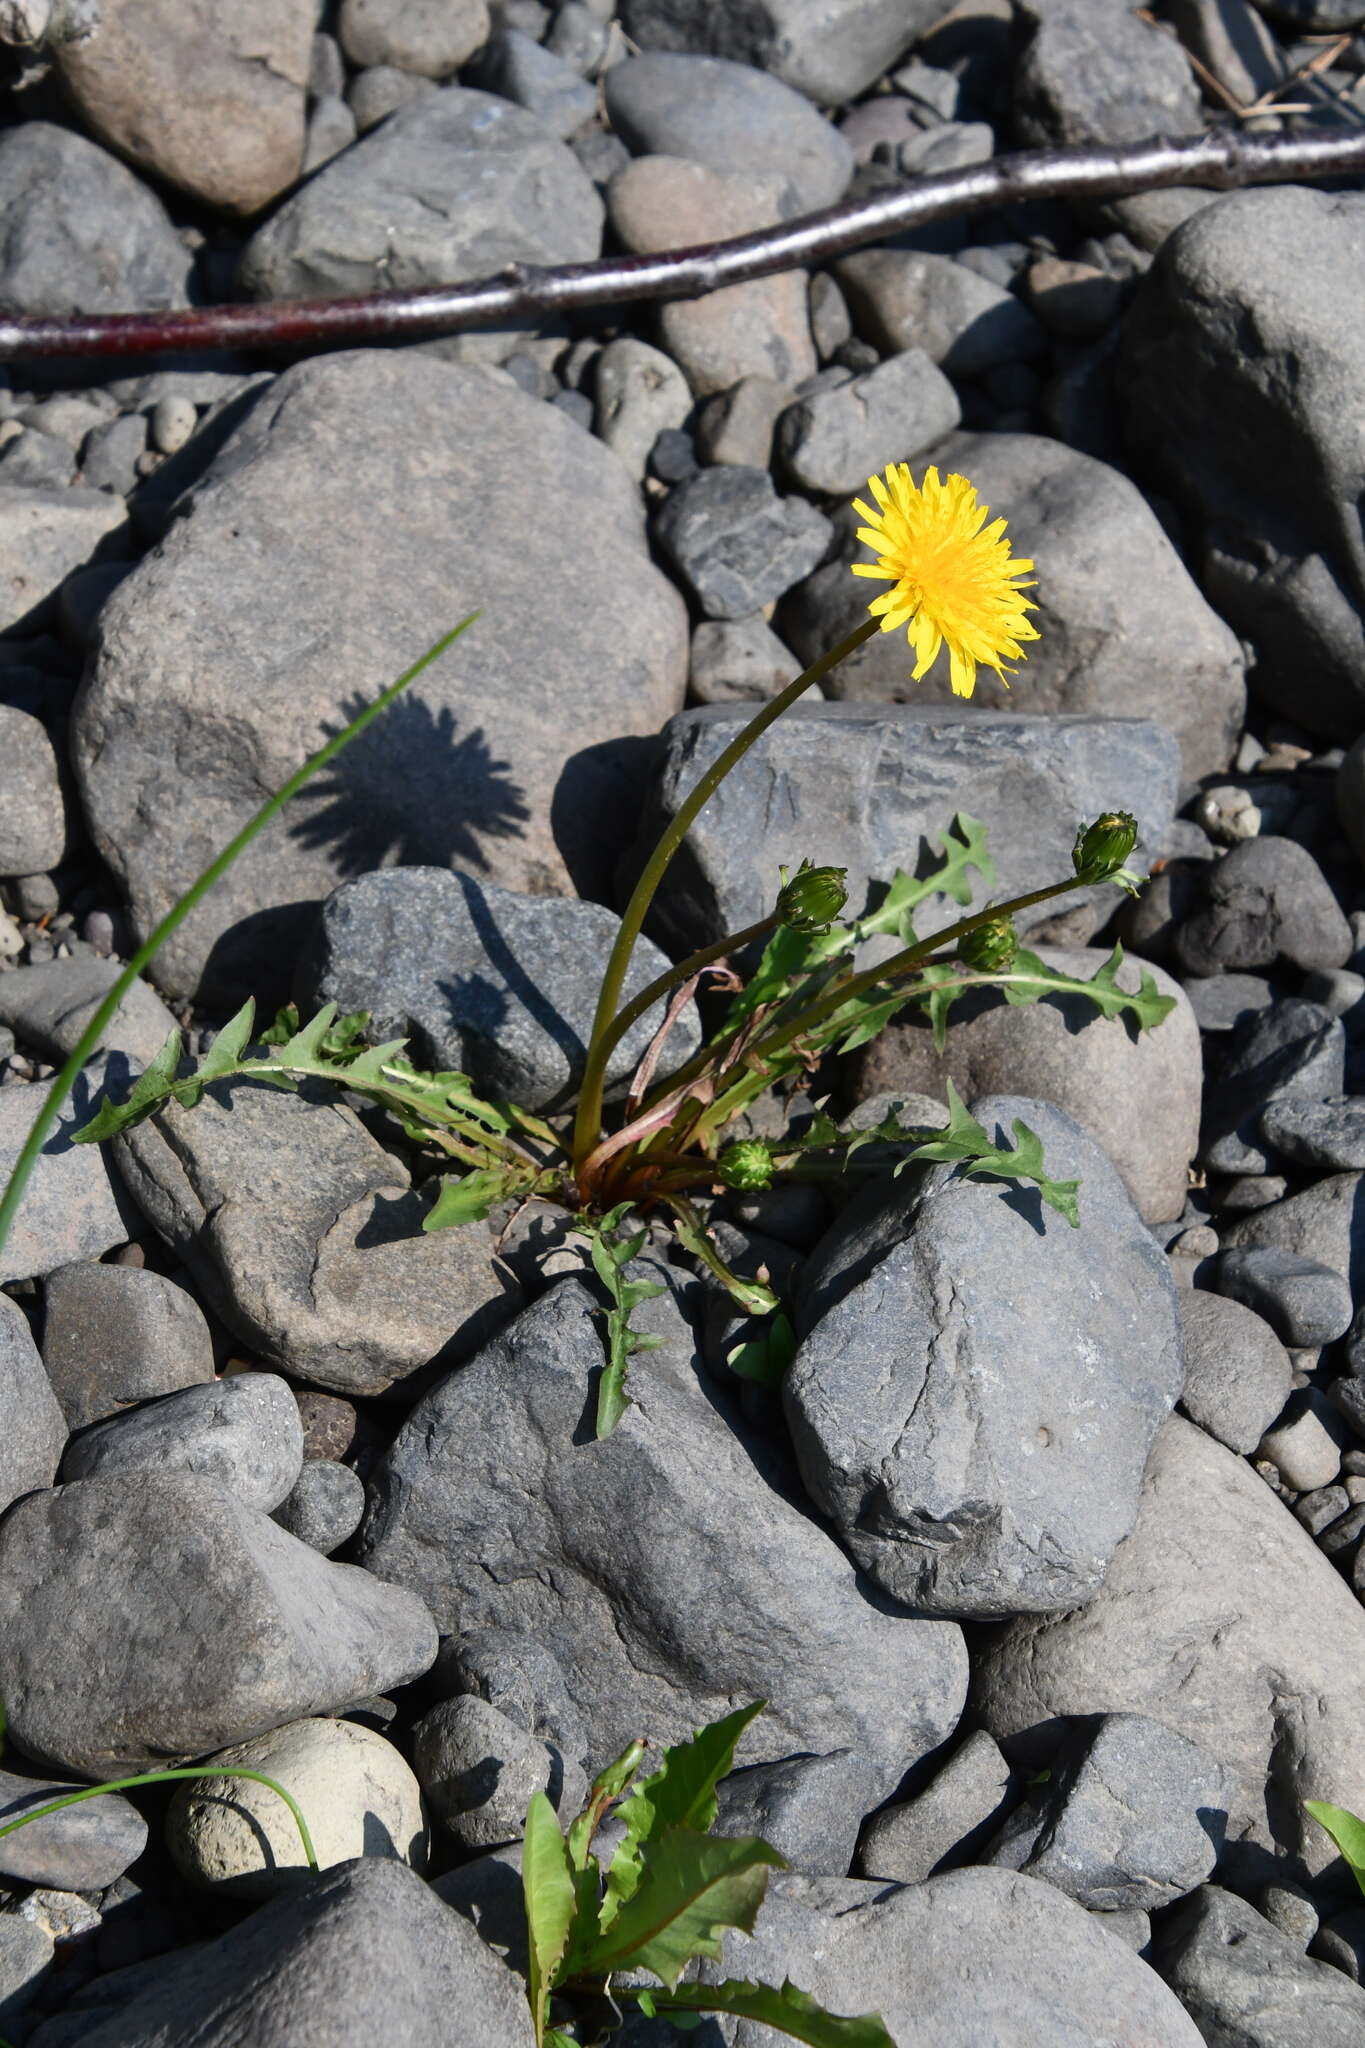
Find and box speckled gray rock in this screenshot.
[712,1751,874,1879]
[111,1069,521,1398]
[1155,1885,1365,2047]
[0,707,65,875]
[1261,1096,1365,1171]
[62,1373,305,1513]
[0,122,193,319]
[0,1767,146,1892]
[858,1730,1016,1885]
[1175,837,1353,977]
[0,486,128,637]
[412,1695,577,1849]
[1213,1246,1354,1347]
[303,868,698,1113]
[787,1099,1184,1619]
[73,352,686,1002]
[272,1460,367,1555]
[0,1063,139,1286]
[776,347,960,494]
[836,249,1046,378]
[690,613,798,703]
[1221,1172,1365,1296]
[0,1917,51,2034]
[42,1262,215,1432]
[359,1278,967,1799]
[653,466,831,619]
[1177,1289,1292,1454]
[618,0,945,105]
[0,1472,437,1779]
[0,1294,65,1522]
[1200,997,1345,1176]
[0,957,177,1067]
[592,335,692,482]
[472,30,597,140]
[338,0,490,75]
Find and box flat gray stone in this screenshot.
[0,1293,66,1522]
[0,1063,139,1286]
[1156,1885,1365,2047]
[0,956,179,1067]
[653,465,831,620]
[0,1917,52,2035]
[776,347,961,495]
[1200,997,1345,1176]
[471,30,597,141]
[836,249,1046,379]
[858,1729,1016,1884]
[0,1766,146,1891]
[1222,1172,1365,1298]
[0,486,128,638]
[41,1261,216,1431]
[1175,837,1353,978]
[1213,1246,1354,1347]
[712,1750,875,1878]
[617,0,945,105]
[62,1372,305,1512]
[0,710,67,873]
[1177,1289,1292,1454]
[1261,1095,1365,1171]
[0,121,193,320]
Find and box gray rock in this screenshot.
[1258,1387,1348,1492]
[0,485,129,637]
[0,1471,437,1778]
[1221,1171,1365,1296]
[0,956,178,1066]
[1156,1885,1365,2047]
[712,1750,873,1878]
[1177,1289,1293,1454]
[1121,187,1365,738]
[1261,1879,1319,1948]
[80,413,149,497]
[776,348,961,495]
[987,1713,1232,1911]
[1026,255,1123,341]
[0,428,76,491]
[0,122,193,320]
[858,1729,1016,1884]
[850,945,1200,1226]
[1260,1095,1365,1171]
[617,0,943,105]
[64,1858,534,2048]
[629,702,1179,961]
[1183,971,1274,1036]
[411,1694,576,1849]
[1200,998,1345,1176]
[272,1460,367,1554]
[1315,1908,1365,1983]
[546,2,611,74]
[0,1062,139,1286]
[1176,837,1352,978]
[0,1293,65,1521]
[835,249,1046,379]
[695,375,794,470]
[302,94,359,174]
[974,1416,1365,1884]
[591,334,692,483]
[1213,1246,1354,1347]
[0,1916,52,2033]
[61,1372,305,1512]
[72,352,686,1003]
[689,612,798,704]
[347,62,438,129]
[472,29,597,139]
[433,1627,589,1762]
[41,1261,216,1431]
[338,0,490,75]
[359,1279,967,1800]
[302,868,700,1114]
[1166,0,1284,102]
[786,1098,1183,1618]
[603,53,853,212]
[111,1069,521,1399]
[0,1767,146,1891]
[779,431,1246,784]
[0,707,65,875]
[653,466,831,620]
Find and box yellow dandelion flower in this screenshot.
[850,463,1039,699]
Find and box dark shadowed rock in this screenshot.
[1155,1885,1365,2048]
[0,1294,65,1521]
[41,1261,215,1431]
[616,0,943,104]
[0,1765,146,1892]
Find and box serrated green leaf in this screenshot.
[581,1829,783,1988]
[71,1026,185,1142]
[999,943,1176,1033]
[1305,1800,1365,1901]
[196,1000,257,1083]
[900,1080,1081,1227]
[635,1976,895,2048]
[523,1792,578,2043]
[422,1168,518,1229]
[603,1703,766,1929]
[859,815,994,934]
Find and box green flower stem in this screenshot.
[588,913,780,1080]
[0,616,477,1266]
[570,615,879,1177]
[0,1766,318,1870]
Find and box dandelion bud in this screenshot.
[717,1140,776,1192]
[959,914,1018,973]
[1072,811,1138,884]
[776,860,848,935]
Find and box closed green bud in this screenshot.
[1072,810,1138,884]
[717,1140,776,1191]
[776,860,849,935]
[959,914,1018,972]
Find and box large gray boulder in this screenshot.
[786,1099,1184,1619]
[0,1295,65,1522]
[1155,1886,1365,2048]
[973,1416,1365,1883]
[0,1472,437,1779]
[359,1277,968,1798]
[72,351,687,1003]
[0,122,193,319]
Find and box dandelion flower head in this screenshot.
[851,464,1039,699]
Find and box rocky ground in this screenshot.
[3,0,1365,2042]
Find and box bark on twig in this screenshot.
[2,126,1363,365]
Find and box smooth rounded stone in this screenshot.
[809,271,853,360]
[239,88,601,321]
[360,1278,967,1804]
[0,1916,52,2031]
[689,613,799,704]
[1302,967,1365,1028]
[0,956,177,1067]
[858,1730,1015,1885]
[1155,1885,1365,2047]
[1,427,75,490]
[472,29,597,139]
[546,1,611,73]
[1123,189,1365,738]
[835,249,1047,379]
[1221,1172,1365,1297]
[148,395,198,458]
[776,347,960,495]
[1183,971,1274,1036]
[302,868,700,1114]
[54,1859,534,2048]
[167,1719,427,1896]
[711,1750,873,1878]
[607,156,815,395]
[347,61,438,129]
[1176,836,1352,977]
[0,1765,145,1892]
[986,1713,1232,1912]
[1294,1482,1351,1537]
[0,1293,65,1522]
[629,701,1179,963]
[1258,1387,1349,1492]
[0,123,192,322]
[42,1262,215,1431]
[338,0,489,75]
[1177,1289,1293,1455]
[898,117,994,176]
[1214,1246,1354,1347]
[303,93,359,173]
[1315,1909,1365,1983]
[973,1416,1365,1883]
[0,1060,139,1286]
[1200,998,1345,1176]
[1261,1879,1320,1949]
[1026,255,1123,339]
[433,1627,589,1762]
[73,354,685,1004]
[781,431,1245,784]
[1261,1096,1365,1171]
[603,53,853,212]
[61,1372,305,1513]
[272,1460,366,1554]
[0,1471,437,1778]
[592,335,692,482]
[0,486,128,637]
[694,375,793,469]
[653,465,831,620]
[295,1390,362,1463]
[838,91,931,163]
[618,0,940,105]
[0,707,65,876]
[412,1695,577,1849]
[1165,0,1285,105]
[111,1065,521,1399]
[851,946,1199,1226]
[787,1099,1183,1619]
[78,412,147,496]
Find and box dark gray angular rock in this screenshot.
[1183,971,1274,1036]
[0,1767,146,1891]
[776,347,960,495]
[472,29,597,140]
[0,1471,437,1778]
[0,428,76,491]
[271,1459,367,1554]
[302,868,699,1114]
[1221,1172,1365,1297]
[61,1372,306,1512]
[1200,997,1345,1175]
[1176,837,1352,978]
[987,1713,1232,1912]
[0,957,178,1067]
[1155,1885,1365,2047]
[617,0,943,105]
[41,1262,216,1431]
[629,702,1179,960]
[0,1917,52,2034]
[786,1098,1184,1619]
[72,352,686,1004]
[0,707,65,876]
[0,1061,140,1286]
[603,53,853,211]
[1165,0,1285,105]
[0,1294,66,1522]
[359,1278,967,1799]
[835,249,1046,379]
[1177,1289,1293,1454]
[712,1750,873,1878]
[80,412,150,496]
[858,1729,1016,1885]
[0,486,128,638]
[653,466,832,620]
[412,1695,578,1850]
[111,1070,521,1398]
[0,122,193,320]
[1315,1907,1365,1982]
[66,1858,534,2048]
[1213,1246,1354,1347]
[1260,1095,1365,1172]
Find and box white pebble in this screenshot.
[149,394,198,456]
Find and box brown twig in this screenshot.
[2,127,1365,365]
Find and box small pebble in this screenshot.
[148,396,198,457]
